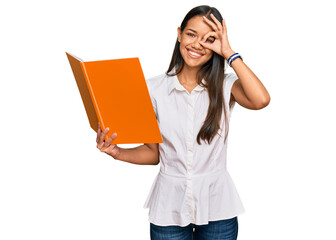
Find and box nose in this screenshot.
[191,38,203,50]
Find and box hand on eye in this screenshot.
[200,13,234,60]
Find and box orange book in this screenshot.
[66,52,162,144]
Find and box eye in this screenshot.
[187,33,196,37]
[206,37,215,43]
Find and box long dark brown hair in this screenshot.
[167,5,230,145]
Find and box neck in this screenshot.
[177,65,200,85]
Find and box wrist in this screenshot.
[222,49,236,60]
[112,145,122,159]
[227,53,243,67]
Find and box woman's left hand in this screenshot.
[200,13,235,60]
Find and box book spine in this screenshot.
[80,62,107,141]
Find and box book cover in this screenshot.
[66,52,162,144]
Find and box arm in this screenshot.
[226,50,271,110]
[96,123,159,165]
[115,143,159,165]
[200,14,271,110]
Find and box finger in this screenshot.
[209,13,223,32]
[202,31,217,42]
[101,143,118,156]
[103,132,117,148]
[222,19,227,33]
[200,42,212,50]
[98,127,109,147]
[97,122,101,143]
[200,31,217,49]
[202,16,219,32]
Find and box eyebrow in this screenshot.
[186,28,197,33]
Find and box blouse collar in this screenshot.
[167,67,206,95]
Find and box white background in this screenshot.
[1,0,335,239]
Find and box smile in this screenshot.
[187,49,203,59]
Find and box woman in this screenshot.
[96,5,270,240]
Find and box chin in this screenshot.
[183,61,203,69]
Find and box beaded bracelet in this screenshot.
[228,53,243,67]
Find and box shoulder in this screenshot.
[146,72,169,95]
[146,73,167,86]
[224,72,239,87]
[224,72,239,96]
[224,73,239,107]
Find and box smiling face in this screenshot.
[177,15,215,71]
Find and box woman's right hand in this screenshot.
[96,122,121,159]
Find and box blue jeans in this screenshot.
[150,217,238,240]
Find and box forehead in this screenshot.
[184,15,214,35]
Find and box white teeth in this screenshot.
[188,50,202,56]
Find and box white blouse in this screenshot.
[143,69,245,227]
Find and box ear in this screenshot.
[177,27,181,43]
